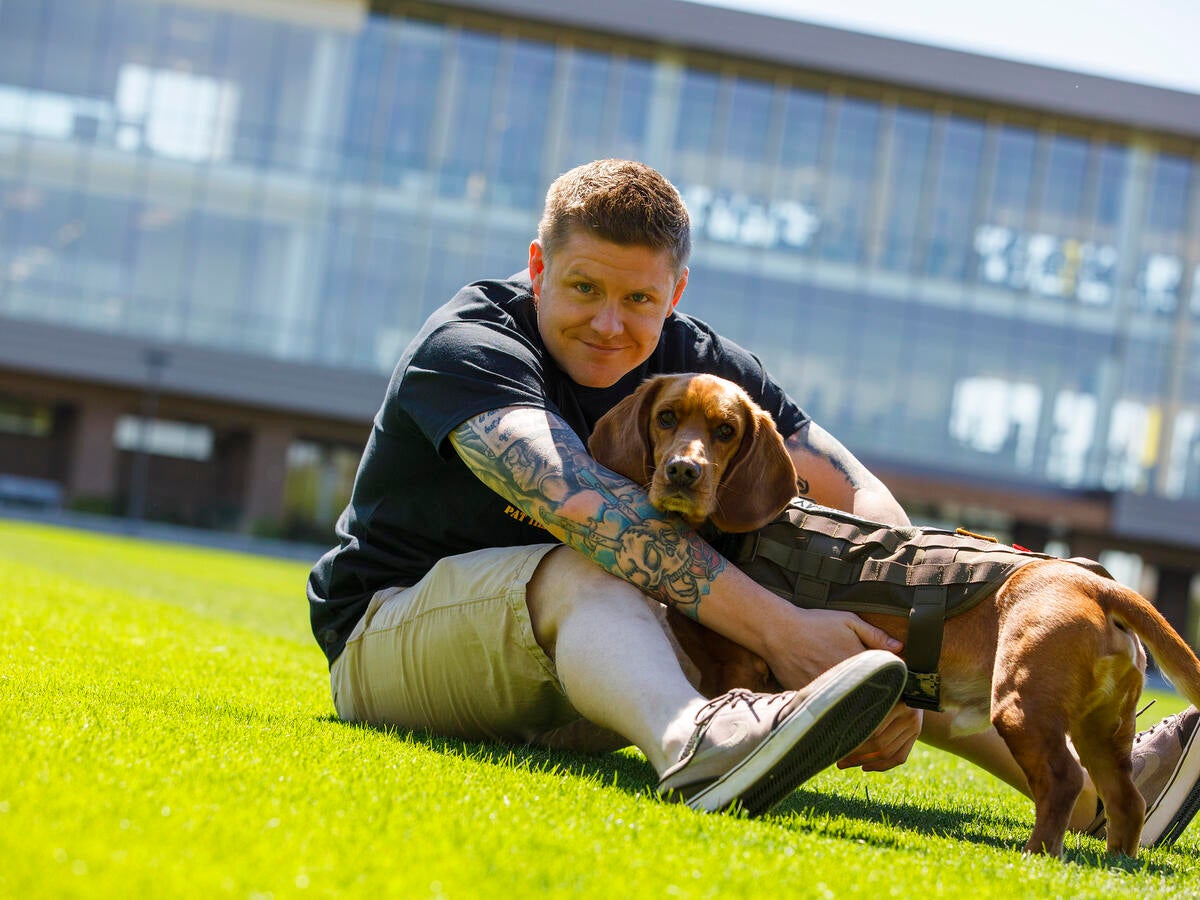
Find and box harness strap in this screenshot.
[724,498,1114,713]
[904,586,948,710]
[752,535,856,591]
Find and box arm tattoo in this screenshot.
[786,427,863,497]
[452,409,725,619]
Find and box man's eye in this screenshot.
[714,423,736,441]
[656,410,677,429]
[575,282,594,294]
[629,292,649,304]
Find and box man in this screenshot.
[309,160,1200,840]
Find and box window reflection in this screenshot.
[0,0,1197,502]
[819,97,880,264]
[1138,154,1193,313]
[876,107,932,273]
[439,29,500,200]
[561,50,611,169]
[924,116,984,281]
[493,40,556,208]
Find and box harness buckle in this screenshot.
[903,670,942,711]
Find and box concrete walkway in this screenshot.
[0,504,329,563]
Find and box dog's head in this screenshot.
[588,373,797,532]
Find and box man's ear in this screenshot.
[528,240,545,298]
[668,266,688,315]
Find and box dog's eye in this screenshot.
[656,410,677,429]
[714,423,736,441]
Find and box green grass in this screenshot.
[2,518,1198,899]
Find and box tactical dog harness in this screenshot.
[714,499,1110,710]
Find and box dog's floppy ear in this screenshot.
[587,376,665,485]
[710,404,797,533]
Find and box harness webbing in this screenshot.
[715,499,1110,710]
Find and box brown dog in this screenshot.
[588,372,1200,857]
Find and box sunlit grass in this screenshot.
[1,518,1197,898]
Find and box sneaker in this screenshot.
[657,649,907,816]
[1085,707,1200,847]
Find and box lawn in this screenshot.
[1,517,1197,898]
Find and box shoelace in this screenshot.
[692,688,778,726]
[1132,701,1190,747]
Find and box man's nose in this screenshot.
[590,301,624,337]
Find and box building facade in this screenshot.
[1,0,1198,627]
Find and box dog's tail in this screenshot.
[1102,578,1200,707]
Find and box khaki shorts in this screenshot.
[330,543,618,746]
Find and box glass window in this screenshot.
[438,29,501,200]
[614,56,653,161]
[1,183,75,290]
[988,126,1037,229]
[115,416,214,460]
[128,199,191,336]
[560,49,611,169]
[339,18,391,181]
[283,439,358,536]
[778,87,826,176]
[876,106,932,273]
[819,97,881,264]
[724,76,773,166]
[39,0,106,98]
[1039,134,1090,236]
[493,39,557,209]
[1138,154,1193,313]
[560,50,654,170]
[385,21,445,178]
[0,395,54,437]
[0,1,41,90]
[72,194,135,304]
[1094,143,1129,233]
[674,67,721,156]
[923,115,984,281]
[773,87,826,256]
[267,24,321,171]
[183,213,253,346]
[101,0,161,150]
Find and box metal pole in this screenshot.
[127,347,170,525]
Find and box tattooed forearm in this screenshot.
[451,408,725,618]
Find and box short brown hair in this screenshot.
[538,159,691,273]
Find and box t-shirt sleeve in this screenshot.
[396,318,551,456]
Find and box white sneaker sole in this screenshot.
[1142,717,1200,846]
[684,650,907,816]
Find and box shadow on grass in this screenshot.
[778,786,1188,874]
[324,714,657,797]
[325,714,1194,872]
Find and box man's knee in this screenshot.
[526,546,656,655]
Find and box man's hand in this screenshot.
[762,605,904,690]
[838,703,923,771]
[756,602,920,771]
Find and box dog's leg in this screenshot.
[993,688,1083,857]
[1069,661,1146,856]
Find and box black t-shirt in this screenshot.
[307,275,808,665]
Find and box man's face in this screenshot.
[528,229,688,388]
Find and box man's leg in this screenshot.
[524,543,722,772]
[525,545,908,814]
[332,542,905,816]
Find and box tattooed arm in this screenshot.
[450,405,724,619]
[785,421,909,525]
[451,404,904,687]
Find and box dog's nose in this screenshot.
[666,457,701,487]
